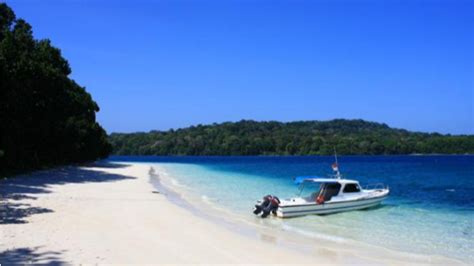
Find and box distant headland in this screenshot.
[109,119,474,156]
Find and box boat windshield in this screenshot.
[298,181,342,202]
[298,182,323,200]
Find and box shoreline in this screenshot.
[148,163,466,265]
[0,162,466,264]
[0,163,325,264]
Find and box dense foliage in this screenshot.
[0,3,111,174]
[110,119,474,155]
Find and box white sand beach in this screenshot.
[0,163,464,264]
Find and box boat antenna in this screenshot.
[332,147,341,179]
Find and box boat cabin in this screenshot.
[295,177,362,203]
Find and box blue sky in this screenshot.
[8,0,474,134]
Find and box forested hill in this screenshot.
[0,3,111,175]
[109,120,474,156]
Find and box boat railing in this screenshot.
[363,183,387,190]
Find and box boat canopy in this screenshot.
[294,176,338,185]
[293,176,359,185]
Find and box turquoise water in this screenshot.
[112,156,473,263]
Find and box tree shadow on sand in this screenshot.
[0,162,135,224]
[0,246,66,265]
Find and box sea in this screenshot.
[110,155,473,263]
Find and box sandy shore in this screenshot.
[0,163,464,264]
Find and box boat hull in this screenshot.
[276,195,388,218]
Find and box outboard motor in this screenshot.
[253,195,280,218]
[261,196,280,218]
[253,195,273,215]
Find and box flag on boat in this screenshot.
[331,162,339,172]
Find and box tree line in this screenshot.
[109,119,474,156]
[0,3,111,175]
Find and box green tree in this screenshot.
[108,119,474,156]
[0,3,111,174]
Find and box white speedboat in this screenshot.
[275,177,389,217]
[253,160,389,218]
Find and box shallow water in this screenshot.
[111,155,474,263]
